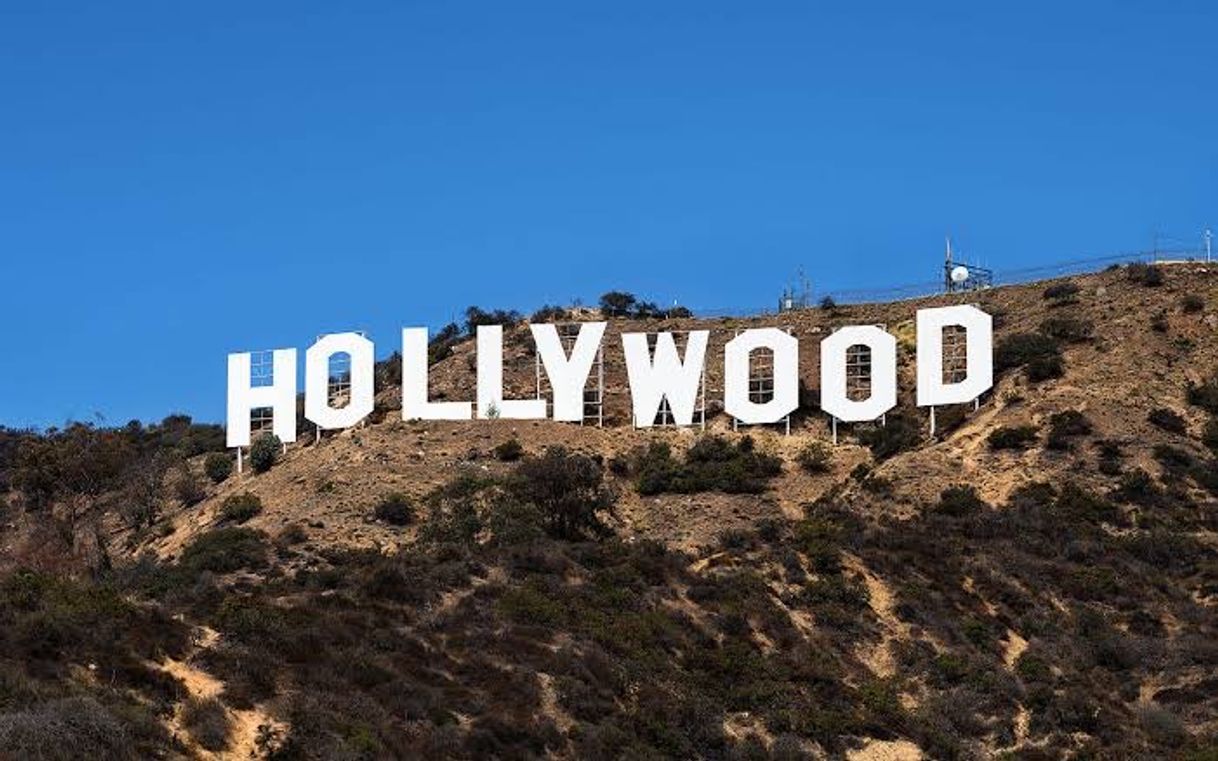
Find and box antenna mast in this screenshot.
[944,236,954,291]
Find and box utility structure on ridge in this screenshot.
[943,237,993,293]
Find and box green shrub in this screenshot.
[249,434,279,474]
[373,493,415,526]
[182,697,231,751]
[856,414,923,460]
[1126,262,1164,287]
[1148,408,1187,434]
[1204,419,1218,453]
[220,493,263,524]
[1047,410,1092,450]
[204,452,233,483]
[803,574,869,619]
[1115,468,1160,506]
[988,425,1039,451]
[633,436,782,495]
[1026,353,1065,382]
[0,696,143,760]
[1042,282,1081,302]
[1138,704,1188,748]
[275,523,308,547]
[497,581,567,627]
[1094,439,1125,476]
[716,527,755,551]
[1181,294,1205,313]
[995,333,1063,381]
[1188,378,1218,414]
[178,527,268,574]
[795,516,843,574]
[1039,316,1093,343]
[1152,444,1195,472]
[795,441,832,473]
[936,485,988,516]
[493,438,525,462]
[419,474,492,545]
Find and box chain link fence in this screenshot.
[690,247,1210,318]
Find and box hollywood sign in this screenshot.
[226,305,992,447]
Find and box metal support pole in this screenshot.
[597,344,604,428]
[929,406,937,438]
[236,447,243,474]
[700,362,706,431]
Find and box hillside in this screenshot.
[2,261,1218,760]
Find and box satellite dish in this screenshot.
[950,265,970,284]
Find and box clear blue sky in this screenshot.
[1,2,1215,428]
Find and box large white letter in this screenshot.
[622,331,709,427]
[305,332,375,430]
[401,327,472,420]
[724,328,799,424]
[820,326,897,422]
[916,305,993,406]
[531,322,607,422]
[476,325,547,419]
[226,349,297,447]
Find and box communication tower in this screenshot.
[778,268,812,312]
[943,237,993,293]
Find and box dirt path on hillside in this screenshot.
[842,553,911,679]
[156,626,285,759]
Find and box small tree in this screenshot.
[121,453,169,529]
[508,447,615,540]
[531,304,569,322]
[249,434,279,474]
[204,452,233,483]
[598,291,638,317]
[175,466,206,506]
[634,300,662,319]
[484,402,501,449]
